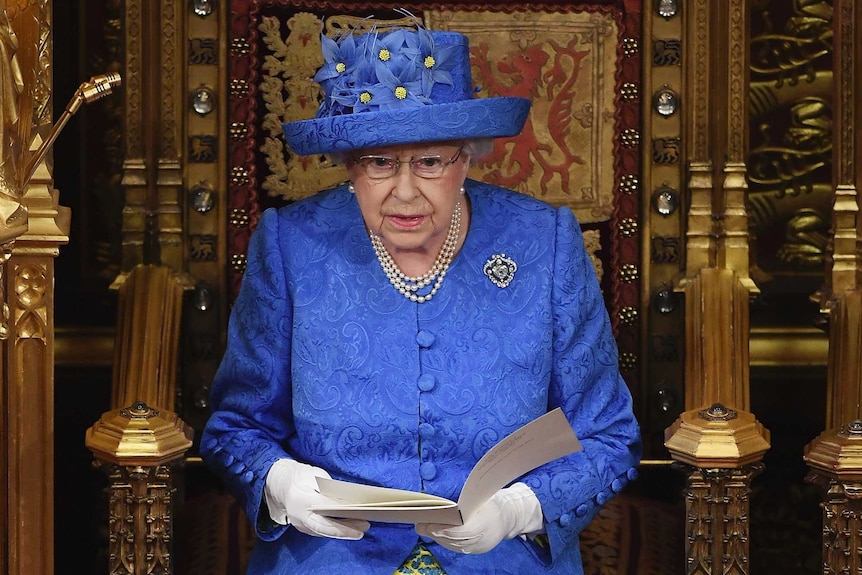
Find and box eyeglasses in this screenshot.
[353,146,464,180]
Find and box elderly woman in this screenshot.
[201,21,640,575]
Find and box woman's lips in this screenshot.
[388,214,425,229]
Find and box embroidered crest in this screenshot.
[483,253,517,288]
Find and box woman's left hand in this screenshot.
[415,482,544,554]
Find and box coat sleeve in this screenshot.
[199,207,296,541]
[520,206,642,563]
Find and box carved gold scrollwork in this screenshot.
[748,1,833,270]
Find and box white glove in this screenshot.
[264,458,370,540]
[415,482,544,554]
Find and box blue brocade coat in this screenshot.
[201,180,641,574]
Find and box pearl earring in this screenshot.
[459,186,466,195]
[348,182,356,194]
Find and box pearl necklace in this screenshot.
[370,202,462,303]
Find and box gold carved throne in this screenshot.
[170,3,682,574]
[91,1,685,572]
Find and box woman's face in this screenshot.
[347,141,469,258]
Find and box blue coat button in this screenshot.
[241,470,254,484]
[574,504,590,517]
[611,478,624,493]
[559,513,572,526]
[626,467,638,481]
[416,331,436,348]
[419,423,435,439]
[418,374,436,392]
[420,462,437,480]
[596,490,609,505]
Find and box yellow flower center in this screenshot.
[335,62,346,73]
[394,86,407,100]
[424,55,436,69]
[359,92,372,104]
[378,48,391,62]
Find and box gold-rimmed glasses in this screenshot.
[353,146,464,180]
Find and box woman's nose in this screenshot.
[390,167,420,201]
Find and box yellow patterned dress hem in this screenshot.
[393,540,448,575]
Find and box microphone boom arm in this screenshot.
[19,72,121,190]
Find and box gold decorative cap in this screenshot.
[804,420,862,480]
[85,401,194,466]
[664,403,771,468]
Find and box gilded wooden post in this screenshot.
[86,401,194,575]
[802,0,862,572]
[0,3,66,575]
[117,0,184,275]
[664,0,770,573]
[666,404,769,575]
[815,0,862,433]
[2,135,69,575]
[804,421,862,574]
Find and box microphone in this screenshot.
[20,72,122,189]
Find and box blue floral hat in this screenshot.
[282,24,531,156]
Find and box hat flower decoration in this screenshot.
[282,18,531,156]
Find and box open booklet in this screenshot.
[311,407,582,526]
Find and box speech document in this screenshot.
[311,408,582,525]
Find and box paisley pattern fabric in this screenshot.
[200,180,642,575]
[284,99,531,157]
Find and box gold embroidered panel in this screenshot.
[258,9,619,224]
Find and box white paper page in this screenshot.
[312,479,462,524]
[316,478,455,507]
[456,407,582,519]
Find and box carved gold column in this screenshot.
[86,401,193,575]
[0,3,65,575]
[118,0,184,274]
[814,0,862,432]
[101,3,195,573]
[666,404,769,574]
[2,137,69,575]
[803,0,862,571]
[664,1,770,573]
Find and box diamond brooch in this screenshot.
[483,253,517,288]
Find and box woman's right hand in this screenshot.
[264,459,370,540]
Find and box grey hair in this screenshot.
[324,151,351,166]
[462,138,494,163]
